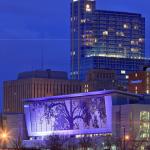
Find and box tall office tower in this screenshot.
[70,0,148,88]
[71,0,96,80]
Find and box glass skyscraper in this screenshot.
[70,0,147,86]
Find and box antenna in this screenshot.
[41,48,44,70]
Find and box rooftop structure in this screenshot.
[18,69,68,80]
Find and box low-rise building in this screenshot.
[2,90,150,148]
[3,70,84,113]
[128,67,150,94]
[23,90,150,149]
[85,69,117,92]
[3,69,119,114]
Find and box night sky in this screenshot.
[0,0,150,110]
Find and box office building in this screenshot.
[85,69,117,92]
[4,68,118,114]
[81,56,150,90]
[70,0,149,89]
[23,90,150,149]
[3,70,84,113]
[128,67,150,94]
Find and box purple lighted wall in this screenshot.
[24,93,112,137]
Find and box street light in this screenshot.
[125,135,130,141]
[0,129,10,148]
[122,126,130,150]
[1,130,9,141]
[122,127,126,150]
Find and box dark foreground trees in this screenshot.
[46,135,66,150]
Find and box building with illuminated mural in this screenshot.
[1,90,150,148]
[70,0,150,89]
[23,90,150,148]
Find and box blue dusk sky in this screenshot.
[0,0,150,110]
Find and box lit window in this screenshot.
[120,32,124,36]
[146,90,149,94]
[131,40,135,45]
[135,90,138,94]
[85,4,92,12]
[71,51,75,56]
[139,38,144,43]
[103,31,108,36]
[125,75,129,79]
[135,86,138,90]
[134,25,138,30]
[123,24,129,29]
[131,40,139,46]
[131,48,139,52]
[140,111,150,138]
[121,70,126,74]
[135,73,138,77]
[116,31,124,37]
[81,19,86,23]
[84,84,89,93]
[95,38,97,43]
[118,44,122,48]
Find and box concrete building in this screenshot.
[85,69,117,92]
[113,104,150,138]
[23,90,150,149]
[128,68,150,94]
[3,70,84,113]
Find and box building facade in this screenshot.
[70,0,148,88]
[85,69,117,91]
[3,70,84,113]
[128,69,150,94]
[1,90,150,149]
[4,69,119,114]
[23,90,150,149]
[81,56,150,89]
[113,104,150,140]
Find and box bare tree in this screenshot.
[78,136,93,150]
[101,136,122,150]
[11,134,24,150]
[65,136,78,150]
[125,130,149,150]
[45,135,69,150]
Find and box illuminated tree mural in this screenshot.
[29,97,107,132]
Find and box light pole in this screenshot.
[123,127,125,150]
[122,126,130,150]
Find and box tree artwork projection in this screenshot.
[28,97,107,133]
